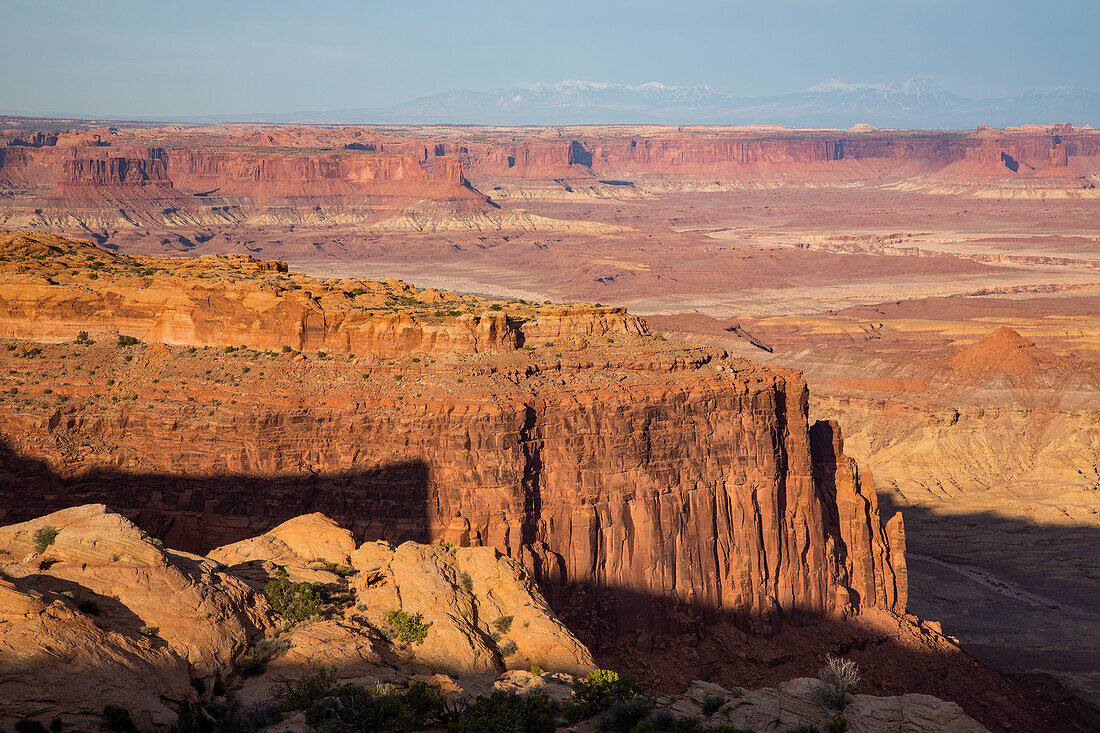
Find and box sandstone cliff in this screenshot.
[3,124,1098,233]
[0,233,904,642]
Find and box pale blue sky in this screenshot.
[1,0,1096,119]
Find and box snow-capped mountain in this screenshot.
[168,80,1099,128]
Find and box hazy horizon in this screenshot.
[2,0,1098,124]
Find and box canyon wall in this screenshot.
[0,233,905,638]
[3,124,1097,219]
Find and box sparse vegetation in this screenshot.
[452,690,556,733]
[116,335,140,347]
[264,569,323,622]
[14,720,48,733]
[498,640,519,657]
[814,655,860,712]
[595,697,655,731]
[32,525,58,554]
[703,694,728,716]
[493,614,514,633]
[237,637,292,676]
[171,697,282,733]
[385,609,432,646]
[459,571,474,593]
[138,625,159,636]
[102,705,138,732]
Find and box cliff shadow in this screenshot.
[874,494,1100,708]
[0,436,433,554]
[3,435,1100,731]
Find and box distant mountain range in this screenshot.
[170,79,1100,128]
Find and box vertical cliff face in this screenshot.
[0,234,905,638]
[0,349,905,638]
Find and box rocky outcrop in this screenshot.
[0,506,595,729]
[0,232,645,356]
[0,505,273,677]
[668,679,989,733]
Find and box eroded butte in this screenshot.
[1,118,1099,729]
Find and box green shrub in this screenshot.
[499,640,519,658]
[567,668,641,722]
[823,717,849,733]
[139,625,159,636]
[452,691,556,733]
[385,609,431,646]
[264,570,323,622]
[493,615,514,633]
[32,525,58,554]
[117,335,140,347]
[459,571,474,593]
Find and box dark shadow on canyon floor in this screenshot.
[0,437,433,553]
[3,436,1100,731]
[876,493,1100,711]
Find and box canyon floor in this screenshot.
[2,120,1099,727]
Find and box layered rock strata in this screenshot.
[0,232,905,640]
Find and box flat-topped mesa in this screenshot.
[59,147,172,188]
[0,231,644,356]
[0,232,904,640]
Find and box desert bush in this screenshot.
[13,720,48,733]
[595,697,655,731]
[498,640,519,657]
[138,625,159,636]
[102,705,138,732]
[116,335,140,347]
[823,716,849,733]
[452,690,556,733]
[302,680,446,733]
[171,696,282,733]
[75,331,93,345]
[814,655,860,712]
[459,571,474,593]
[703,694,728,716]
[32,525,58,554]
[566,668,642,722]
[237,637,292,676]
[279,668,341,711]
[264,569,323,622]
[493,614,514,633]
[385,609,432,646]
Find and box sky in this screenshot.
[1,0,1097,119]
